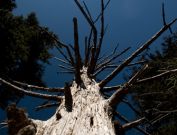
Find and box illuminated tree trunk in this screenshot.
[0,0,176,135]
[33,68,115,135]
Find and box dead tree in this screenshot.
[0,0,176,135]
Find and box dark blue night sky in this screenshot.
[0,0,177,135]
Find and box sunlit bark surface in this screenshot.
[33,68,115,135]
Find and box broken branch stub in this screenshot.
[73,17,82,84]
[64,83,73,112]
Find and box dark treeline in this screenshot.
[131,32,177,135]
[0,0,56,109]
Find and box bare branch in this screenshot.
[74,0,99,74]
[68,44,75,52]
[57,71,74,74]
[56,46,75,67]
[35,102,60,111]
[97,43,119,65]
[87,47,96,75]
[162,3,166,26]
[73,17,82,67]
[12,80,64,92]
[108,65,148,106]
[155,109,177,114]
[83,1,94,24]
[115,111,150,135]
[162,3,173,34]
[37,26,63,47]
[98,0,105,49]
[122,99,141,116]
[93,0,105,73]
[96,47,131,72]
[138,92,168,97]
[64,46,75,66]
[99,19,177,88]
[84,36,88,65]
[74,0,97,46]
[0,78,63,101]
[84,29,93,66]
[128,65,148,85]
[56,46,71,63]
[58,64,74,72]
[54,57,71,66]
[137,68,177,83]
[64,83,73,112]
[122,117,145,130]
[127,60,147,67]
[37,26,75,66]
[94,60,147,77]
[94,0,111,23]
[151,113,170,125]
[102,85,121,91]
[73,17,82,84]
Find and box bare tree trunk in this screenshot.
[33,68,115,135]
[0,1,176,135]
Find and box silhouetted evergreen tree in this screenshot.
[131,32,177,135]
[0,0,16,11]
[0,0,56,109]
